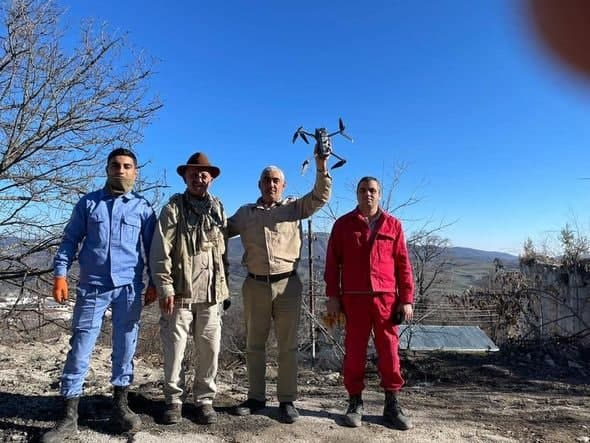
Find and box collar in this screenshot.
[99,187,135,201]
[255,197,285,209]
[353,207,382,223]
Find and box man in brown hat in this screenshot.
[150,152,230,425]
[228,145,332,423]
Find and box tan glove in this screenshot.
[322,312,346,329]
[144,286,157,306]
[53,277,68,304]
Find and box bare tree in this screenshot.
[379,162,423,216]
[374,163,455,304]
[408,220,454,303]
[0,0,161,283]
[317,161,426,230]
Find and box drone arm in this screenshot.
[326,130,354,142]
[330,151,346,162]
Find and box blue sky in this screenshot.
[66,1,590,255]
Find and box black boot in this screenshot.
[40,397,79,443]
[162,403,182,424]
[111,386,142,432]
[383,391,412,430]
[343,394,363,428]
[234,398,266,416]
[279,402,300,424]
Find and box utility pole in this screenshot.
[308,219,316,365]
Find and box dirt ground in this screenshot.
[0,336,588,443]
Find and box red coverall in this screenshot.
[324,208,414,394]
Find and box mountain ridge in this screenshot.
[228,235,519,264]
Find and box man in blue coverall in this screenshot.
[41,148,157,443]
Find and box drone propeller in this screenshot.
[293,127,312,144]
[328,119,354,142]
[292,127,303,144]
[301,159,310,175]
[332,159,347,169]
[338,118,353,142]
[339,131,353,142]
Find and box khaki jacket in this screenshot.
[150,193,229,302]
[228,170,331,275]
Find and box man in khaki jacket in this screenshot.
[228,150,331,423]
[150,152,229,425]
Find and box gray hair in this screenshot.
[259,165,285,182]
[356,176,380,192]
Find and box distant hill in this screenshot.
[448,247,518,265]
[227,234,519,295]
[2,234,518,296]
[229,235,518,266]
[0,236,19,248]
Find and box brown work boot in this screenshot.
[195,403,218,425]
[162,403,182,424]
[383,391,412,430]
[343,394,363,428]
[111,386,141,432]
[40,397,79,443]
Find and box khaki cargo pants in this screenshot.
[242,274,302,403]
[160,301,221,406]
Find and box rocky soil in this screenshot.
[0,335,589,443]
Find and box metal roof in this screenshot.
[398,325,499,352]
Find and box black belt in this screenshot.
[248,271,296,283]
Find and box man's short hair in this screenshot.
[356,176,380,192]
[259,165,285,182]
[107,148,138,166]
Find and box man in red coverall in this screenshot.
[324,176,414,430]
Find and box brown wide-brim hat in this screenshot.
[176,152,220,178]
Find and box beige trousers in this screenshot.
[242,274,302,403]
[160,302,221,406]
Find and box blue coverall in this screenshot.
[54,188,156,398]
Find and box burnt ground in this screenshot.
[0,337,588,443]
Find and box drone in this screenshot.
[292,118,353,174]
